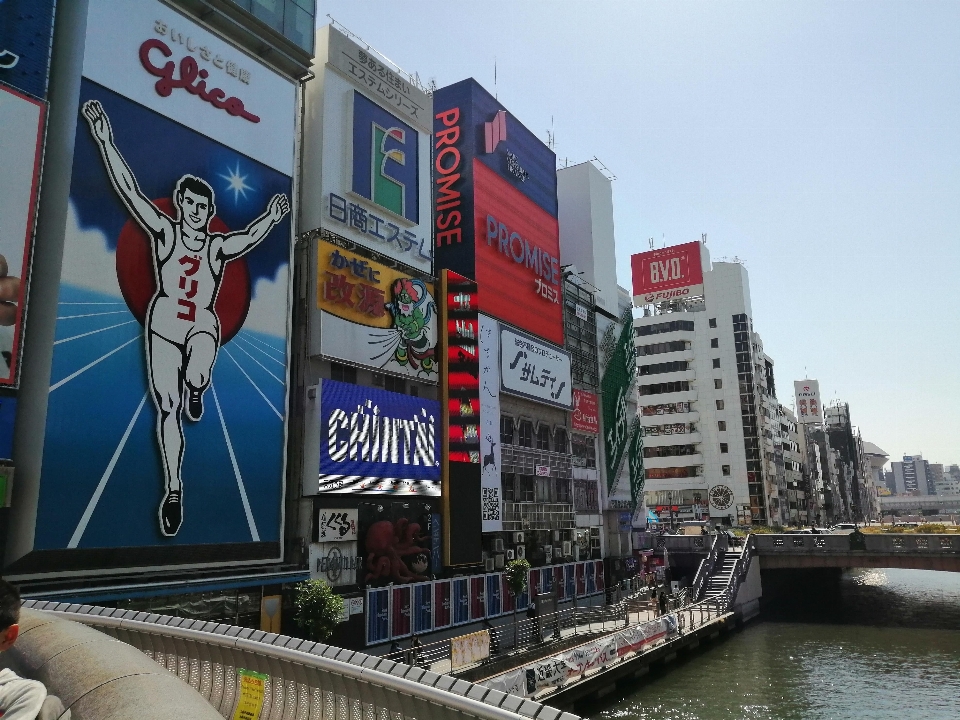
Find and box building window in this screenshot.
[716,399,725,410]
[536,425,551,451]
[554,427,568,454]
[637,340,690,357]
[554,478,572,504]
[536,476,551,503]
[722,465,731,476]
[718,421,727,431]
[711,338,719,348]
[720,443,729,453]
[635,320,695,337]
[714,379,723,389]
[709,318,717,328]
[384,375,405,394]
[501,415,515,445]
[639,381,691,396]
[330,363,357,384]
[508,474,534,502]
[572,434,596,468]
[639,361,689,376]
[712,358,721,369]
[518,420,534,448]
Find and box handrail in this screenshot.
[25,600,582,720]
[690,534,720,601]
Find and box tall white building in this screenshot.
[633,246,777,525]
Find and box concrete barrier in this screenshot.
[0,608,220,719]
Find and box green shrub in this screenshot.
[504,558,531,597]
[293,579,344,642]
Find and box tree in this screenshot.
[504,558,530,649]
[293,579,344,642]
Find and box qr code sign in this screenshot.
[481,487,501,521]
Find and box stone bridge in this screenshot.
[754,533,960,572]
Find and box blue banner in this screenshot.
[0,0,57,99]
[318,379,440,494]
[366,588,390,645]
[412,582,433,634]
[452,577,469,625]
[486,574,502,617]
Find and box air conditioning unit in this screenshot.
[485,558,495,572]
[552,529,561,542]
[562,541,572,557]
[515,545,526,559]
[506,549,515,560]
[512,531,525,544]
[494,554,505,569]
[493,538,505,553]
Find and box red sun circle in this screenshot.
[115,198,251,343]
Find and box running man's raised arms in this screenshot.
[219,194,290,259]
[81,101,169,237]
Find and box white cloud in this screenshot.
[60,201,123,297]
[242,264,289,339]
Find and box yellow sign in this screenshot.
[232,669,267,720]
[315,238,437,377]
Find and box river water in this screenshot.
[588,568,960,720]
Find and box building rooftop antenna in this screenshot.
[648,237,654,249]
[546,115,555,151]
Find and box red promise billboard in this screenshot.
[631,241,704,304]
[473,161,563,345]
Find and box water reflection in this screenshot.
[588,569,960,720]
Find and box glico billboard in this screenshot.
[432,80,563,346]
[23,0,297,569]
[300,26,434,275]
[631,241,705,304]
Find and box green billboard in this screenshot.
[601,309,637,491]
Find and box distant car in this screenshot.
[812,527,832,534]
[832,523,858,530]
[784,528,813,534]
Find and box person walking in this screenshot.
[658,591,667,618]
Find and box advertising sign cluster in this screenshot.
[316,379,440,495]
[484,615,678,697]
[500,325,572,409]
[306,26,433,274]
[32,0,296,558]
[601,311,638,491]
[794,379,823,425]
[631,242,704,305]
[628,420,645,511]
[432,80,563,345]
[314,237,437,379]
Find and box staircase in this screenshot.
[702,547,742,600]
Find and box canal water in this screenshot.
[588,568,960,720]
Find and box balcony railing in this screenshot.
[503,502,576,531]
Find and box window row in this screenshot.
[641,402,691,416]
[571,434,596,468]
[502,474,572,504]
[645,466,700,479]
[500,416,568,453]
[644,444,698,458]
[637,340,690,357]
[635,319,695,337]
[639,380,690,396]
[639,360,689,376]
[643,422,691,436]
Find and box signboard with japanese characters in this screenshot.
[793,379,823,425]
[301,26,433,274]
[478,314,503,532]
[601,310,637,492]
[309,541,361,587]
[499,325,572,409]
[313,238,437,380]
[317,508,359,542]
[572,390,599,434]
[432,79,563,345]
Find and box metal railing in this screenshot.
[502,503,576,531]
[754,533,960,554]
[384,600,640,671]
[24,600,582,720]
[690,534,721,601]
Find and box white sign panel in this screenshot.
[479,314,503,532]
[82,0,296,175]
[309,541,361,587]
[794,379,823,425]
[499,326,572,409]
[302,27,433,274]
[317,508,358,542]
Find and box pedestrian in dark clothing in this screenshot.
[658,592,667,617]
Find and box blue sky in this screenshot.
[321,1,960,468]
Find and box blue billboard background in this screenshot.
[0,0,57,99]
[318,379,440,494]
[34,79,291,550]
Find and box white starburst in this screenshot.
[219,162,254,203]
